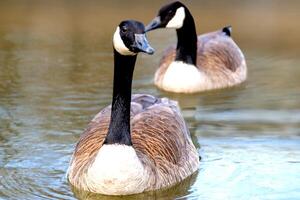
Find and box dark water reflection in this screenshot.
[0,0,300,199]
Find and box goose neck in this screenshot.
[104,50,137,146]
[175,10,197,66]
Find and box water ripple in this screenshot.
[0,168,73,200]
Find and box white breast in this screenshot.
[161,61,211,93]
[85,144,149,195]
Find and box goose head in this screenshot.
[145,1,187,31]
[113,20,155,56]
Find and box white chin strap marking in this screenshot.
[166,7,185,29]
[113,27,136,56]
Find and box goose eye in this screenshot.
[121,26,128,33]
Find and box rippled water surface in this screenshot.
[1,0,300,199]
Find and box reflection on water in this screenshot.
[71,173,198,200]
[0,0,300,199]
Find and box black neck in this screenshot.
[175,8,197,66]
[104,49,136,146]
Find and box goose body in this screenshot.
[146,1,247,93]
[154,29,247,93]
[67,20,199,195]
[68,94,199,195]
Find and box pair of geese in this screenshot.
[68,1,247,196]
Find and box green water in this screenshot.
[0,0,300,199]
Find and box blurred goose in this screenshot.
[67,20,199,195]
[145,1,247,93]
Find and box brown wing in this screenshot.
[131,95,199,189]
[197,30,244,73]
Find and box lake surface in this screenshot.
[0,0,300,199]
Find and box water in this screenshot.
[0,0,300,199]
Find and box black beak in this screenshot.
[145,17,162,32]
[132,34,155,55]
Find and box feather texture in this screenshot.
[67,94,199,194]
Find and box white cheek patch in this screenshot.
[166,7,185,29]
[113,27,136,56]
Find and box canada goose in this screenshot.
[145,1,247,93]
[67,20,199,195]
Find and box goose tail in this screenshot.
[222,26,232,37]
